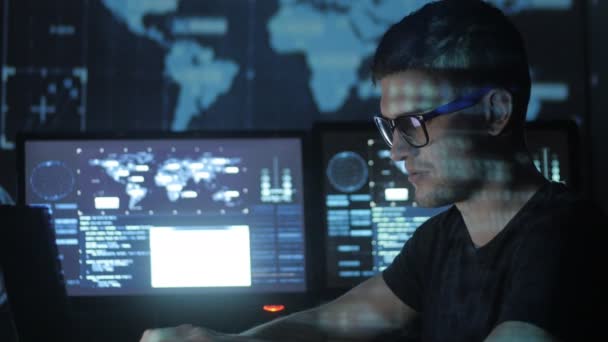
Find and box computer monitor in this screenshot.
[525,121,579,188]
[18,133,308,296]
[317,120,578,289]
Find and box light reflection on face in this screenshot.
[379,70,487,207]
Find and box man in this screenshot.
[141,1,604,341]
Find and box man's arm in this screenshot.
[485,321,558,342]
[239,274,417,341]
[140,275,416,342]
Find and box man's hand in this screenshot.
[140,325,264,342]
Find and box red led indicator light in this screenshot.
[263,305,285,312]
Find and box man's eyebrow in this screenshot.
[387,101,432,117]
[394,106,436,118]
[409,107,433,114]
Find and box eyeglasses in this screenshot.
[374,86,494,148]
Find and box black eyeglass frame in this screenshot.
[374,86,496,148]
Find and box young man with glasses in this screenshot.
[141,1,604,341]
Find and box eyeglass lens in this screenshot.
[374,116,427,147]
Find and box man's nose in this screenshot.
[390,130,417,162]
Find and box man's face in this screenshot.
[379,70,486,207]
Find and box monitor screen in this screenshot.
[525,122,577,187]
[21,135,307,296]
[319,124,447,289]
[319,121,577,289]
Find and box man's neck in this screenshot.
[455,163,547,248]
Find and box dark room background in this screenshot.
[1,0,607,340]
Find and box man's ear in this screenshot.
[485,89,513,136]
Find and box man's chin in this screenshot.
[415,197,448,208]
[414,186,457,208]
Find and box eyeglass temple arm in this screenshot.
[423,86,496,121]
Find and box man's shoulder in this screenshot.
[531,182,606,225]
[514,182,607,257]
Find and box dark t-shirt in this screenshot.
[382,182,606,341]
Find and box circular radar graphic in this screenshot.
[326,151,369,193]
[30,160,75,201]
